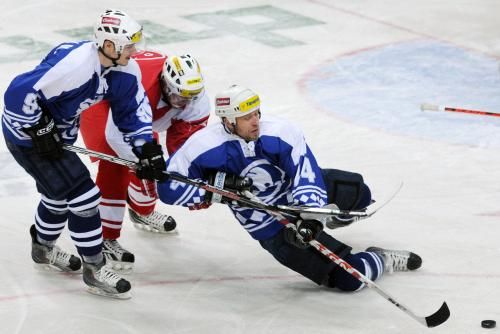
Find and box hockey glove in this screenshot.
[323,203,359,229]
[23,112,63,160]
[283,219,323,249]
[133,140,167,182]
[189,172,253,210]
[206,171,253,203]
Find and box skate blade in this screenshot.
[133,223,179,235]
[33,262,82,274]
[86,286,131,300]
[105,260,134,274]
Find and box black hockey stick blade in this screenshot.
[425,302,450,328]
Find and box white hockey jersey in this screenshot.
[157,115,327,240]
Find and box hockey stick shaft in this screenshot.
[62,144,367,218]
[421,103,500,118]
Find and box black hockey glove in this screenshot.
[283,219,324,249]
[23,112,63,160]
[133,140,167,182]
[189,171,253,210]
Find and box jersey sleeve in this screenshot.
[106,60,153,147]
[157,127,225,207]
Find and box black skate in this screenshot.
[30,224,81,272]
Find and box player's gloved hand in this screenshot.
[188,172,252,210]
[206,171,253,202]
[323,203,359,229]
[133,140,167,182]
[23,112,63,160]
[283,219,324,249]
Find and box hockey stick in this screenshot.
[243,191,450,328]
[421,103,500,118]
[309,239,450,327]
[62,144,373,220]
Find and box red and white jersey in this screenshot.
[80,50,210,161]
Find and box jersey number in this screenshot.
[300,157,316,183]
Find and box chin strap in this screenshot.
[98,47,120,67]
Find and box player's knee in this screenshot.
[67,179,101,217]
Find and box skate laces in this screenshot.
[383,251,410,273]
[47,245,73,267]
[103,240,128,257]
[145,211,169,228]
[96,266,124,286]
[131,209,170,229]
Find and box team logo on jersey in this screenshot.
[240,159,287,201]
[102,17,121,26]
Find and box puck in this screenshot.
[481,320,496,329]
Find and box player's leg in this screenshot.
[96,160,135,271]
[66,174,131,298]
[5,139,82,272]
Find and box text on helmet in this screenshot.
[239,95,260,112]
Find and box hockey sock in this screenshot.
[82,252,104,265]
[67,180,103,257]
[96,160,130,239]
[127,172,157,216]
[35,199,68,244]
[328,251,384,291]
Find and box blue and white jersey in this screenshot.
[2,41,152,147]
[158,115,327,240]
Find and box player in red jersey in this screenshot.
[80,51,210,271]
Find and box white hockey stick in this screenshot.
[421,103,500,118]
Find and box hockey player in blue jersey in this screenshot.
[157,84,422,291]
[2,9,166,299]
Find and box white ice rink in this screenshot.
[1,1,500,333]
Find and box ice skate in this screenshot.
[30,224,81,272]
[366,246,422,273]
[83,258,132,299]
[129,208,178,234]
[102,239,135,272]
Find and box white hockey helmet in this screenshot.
[162,54,204,99]
[215,85,260,123]
[94,9,143,53]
